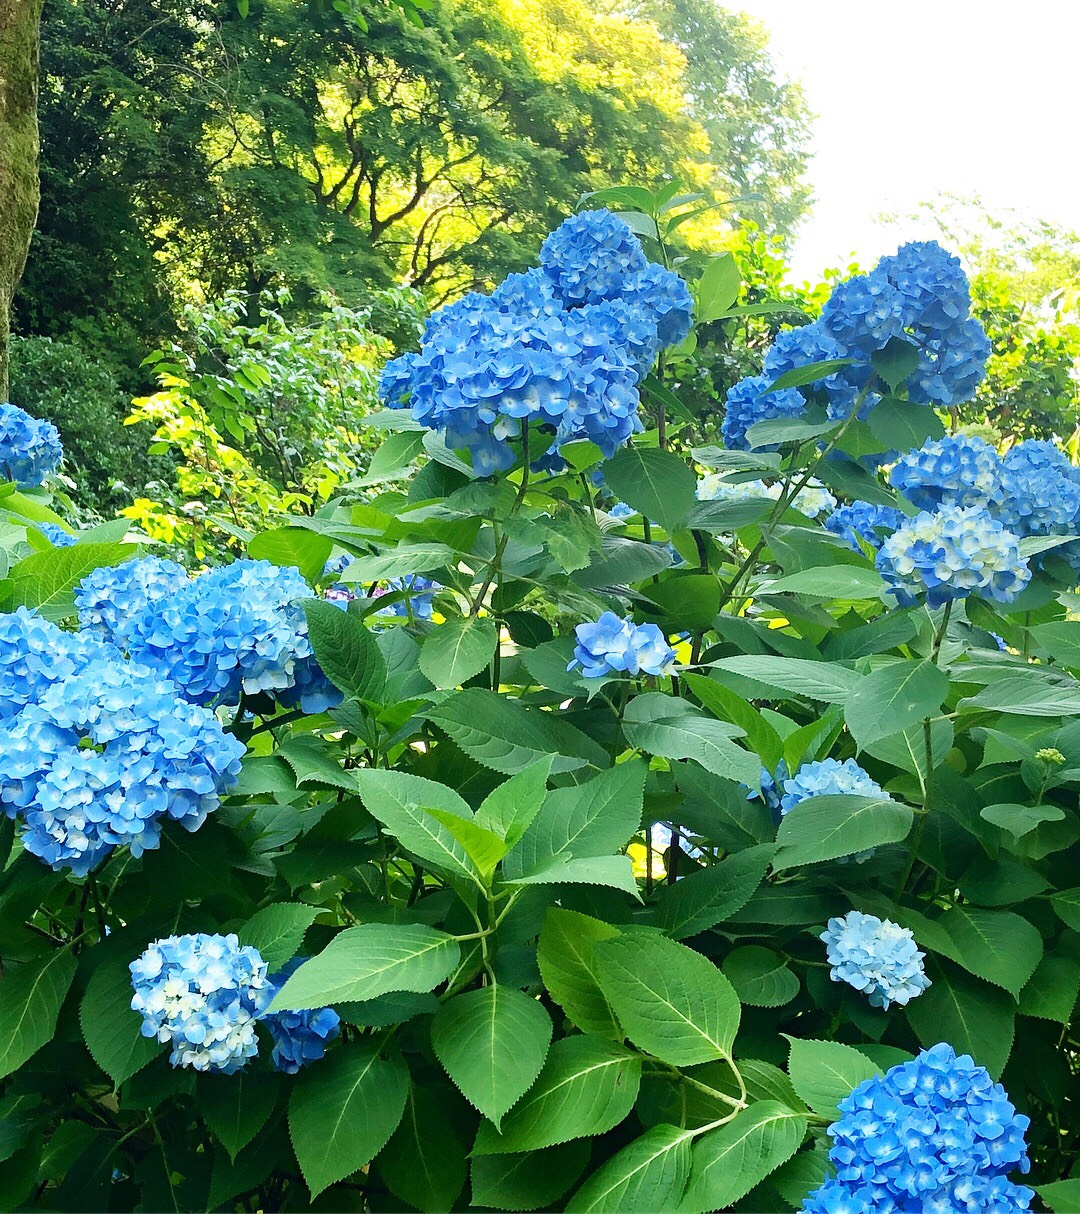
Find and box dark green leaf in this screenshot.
[80,954,158,1088]
[240,902,319,971]
[871,337,919,391]
[722,947,799,1007]
[302,600,387,702]
[906,961,1014,1078]
[766,359,852,392]
[198,1071,277,1161]
[868,396,945,451]
[786,1037,878,1118]
[565,1124,692,1212]
[0,949,77,1079]
[376,1082,468,1213]
[655,844,775,939]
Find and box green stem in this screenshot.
[470,429,530,617]
[930,600,953,665]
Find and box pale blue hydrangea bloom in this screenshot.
[695,473,779,504]
[608,500,638,519]
[825,501,906,553]
[821,910,930,1009]
[123,559,337,711]
[779,758,885,814]
[998,440,1080,537]
[790,479,837,519]
[36,522,76,547]
[0,660,244,874]
[721,374,807,451]
[802,1043,1033,1213]
[539,209,649,305]
[877,506,1030,608]
[0,607,116,724]
[130,934,272,1074]
[76,556,189,645]
[261,959,341,1074]
[568,611,676,678]
[889,434,1005,512]
[0,402,63,487]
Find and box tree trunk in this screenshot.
[0,0,44,400]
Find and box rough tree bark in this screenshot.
[0,0,44,400]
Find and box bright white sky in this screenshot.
[732,1,1080,281]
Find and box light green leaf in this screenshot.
[537,909,621,1037]
[474,757,553,846]
[906,962,1015,1078]
[602,446,698,534]
[845,660,949,750]
[868,395,944,450]
[419,615,496,688]
[80,953,157,1088]
[1038,1178,1080,1213]
[338,543,454,583]
[429,688,607,774]
[302,599,387,702]
[471,1035,641,1154]
[980,802,1065,838]
[654,844,775,939]
[10,542,134,622]
[621,695,759,787]
[694,253,740,322]
[504,854,640,896]
[268,923,460,1011]
[936,905,1043,997]
[683,674,784,770]
[504,760,645,879]
[199,1071,277,1161]
[425,810,508,879]
[240,902,319,971]
[683,496,772,533]
[0,949,77,1080]
[961,676,1080,717]
[786,1037,879,1119]
[431,985,552,1127]
[566,1124,692,1212]
[376,1082,467,1213]
[766,358,852,392]
[710,655,860,703]
[594,929,740,1066]
[764,565,885,599]
[1029,621,1080,668]
[289,1042,408,1198]
[774,795,912,867]
[679,1101,807,1214]
[278,736,354,791]
[722,947,799,1007]
[353,769,481,886]
[247,527,331,583]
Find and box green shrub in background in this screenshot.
[7,335,166,516]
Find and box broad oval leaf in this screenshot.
[774,795,913,868]
[785,1037,879,1119]
[302,599,387,703]
[565,1124,692,1212]
[537,909,621,1037]
[845,660,948,750]
[0,949,77,1080]
[419,615,496,689]
[601,446,697,534]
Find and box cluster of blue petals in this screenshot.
[821,911,930,1009]
[803,1043,1033,1213]
[36,522,76,547]
[723,242,988,452]
[76,556,189,645]
[0,403,63,487]
[889,435,1005,512]
[118,559,338,712]
[380,210,693,474]
[877,506,1030,608]
[568,611,676,678]
[825,501,907,554]
[779,758,885,814]
[0,608,116,724]
[261,959,341,1073]
[373,575,441,621]
[0,661,243,874]
[130,934,272,1073]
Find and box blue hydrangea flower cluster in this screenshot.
[889,435,1005,512]
[821,911,931,1010]
[0,402,64,488]
[0,607,116,724]
[121,559,338,712]
[877,506,1031,608]
[0,660,244,874]
[36,522,76,547]
[261,959,341,1073]
[721,374,807,451]
[538,210,649,304]
[373,575,441,621]
[130,934,272,1074]
[998,440,1080,537]
[803,1043,1033,1214]
[568,611,676,678]
[779,758,886,814]
[825,501,907,553]
[725,242,988,452]
[76,556,189,645]
[380,210,693,474]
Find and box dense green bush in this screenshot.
[7,336,165,515]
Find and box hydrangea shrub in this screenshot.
[0,199,1078,1213]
